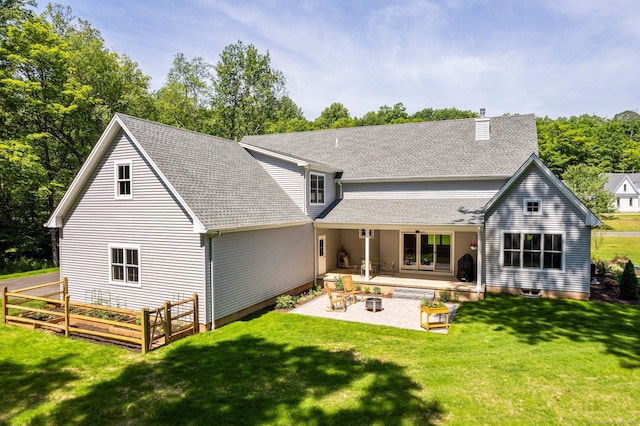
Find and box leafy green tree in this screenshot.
[154,53,213,132]
[410,107,477,122]
[314,102,354,129]
[265,96,312,133]
[357,103,411,126]
[212,41,286,140]
[562,164,615,216]
[618,260,638,300]
[0,4,152,266]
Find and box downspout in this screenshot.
[209,230,222,330]
[476,225,483,300]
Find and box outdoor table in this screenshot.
[420,305,449,330]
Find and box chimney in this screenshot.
[475,108,490,140]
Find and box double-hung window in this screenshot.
[110,245,140,285]
[310,173,325,204]
[503,233,563,270]
[115,160,132,199]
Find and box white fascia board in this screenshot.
[240,143,309,167]
[613,176,640,196]
[45,116,123,228]
[239,143,340,174]
[206,220,311,234]
[45,115,206,233]
[485,154,602,227]
[313,222,480,232]
[117,118,206,233]
[341,174,511,184]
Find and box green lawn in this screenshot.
[0,267,59,281]
[601,213,640,232]
[592,235,640,262]
[2,294,639,425]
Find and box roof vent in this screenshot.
[475,109,490,141]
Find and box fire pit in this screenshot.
[365,297,382,312]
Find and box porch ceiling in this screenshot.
[315,198,489,226]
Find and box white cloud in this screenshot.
[36,0,640,119]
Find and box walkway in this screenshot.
[1,271,60,292]
[290,294,458,334]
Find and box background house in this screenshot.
[605,173,640,212]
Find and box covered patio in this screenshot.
[313,197,486,301]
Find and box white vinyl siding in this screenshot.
[249,151,305,209]
[212,224,314,320]
[59,130,206,320]
[484,166,591,295]
[342,179,506,199]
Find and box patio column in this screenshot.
[364,232,370,281]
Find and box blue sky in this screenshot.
[36,0,640,120]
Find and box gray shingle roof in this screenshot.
[242,115,539,180]
[117,114,310,231]
[604,173,625,192]
[605,173,640,194]
[315,198,489,225]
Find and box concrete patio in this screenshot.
[290,293,459,334]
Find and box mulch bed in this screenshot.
[590,279,640,306]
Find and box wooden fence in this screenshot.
[2,278,198,354]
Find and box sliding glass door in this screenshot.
[402,233,451,272]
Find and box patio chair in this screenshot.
[324,282,347,311]
[342,275,364,303]
[343,256,359,273]
[380,259,396,275]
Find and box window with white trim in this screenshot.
[115,161,132,199]
[310,173,325,204]
[110,245,140,285]
[524,199,541,215]
[503,233,563,270]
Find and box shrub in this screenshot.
[595,259,609,276]
[334,275,344,291]
[618,260,639,300]
[373,286,381,295]
[275,294,299,309]
[364,286,371,294]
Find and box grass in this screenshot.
[0,267,59,281]
[600,213,640,232]
[2,294,640,425]
[592,235,640,263]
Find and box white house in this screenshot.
[605,173,640,212]
[47,113,600,329]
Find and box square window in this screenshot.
[524,199,541,215]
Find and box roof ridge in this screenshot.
[115,112,233,143]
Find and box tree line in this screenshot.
[1,1,638,271]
